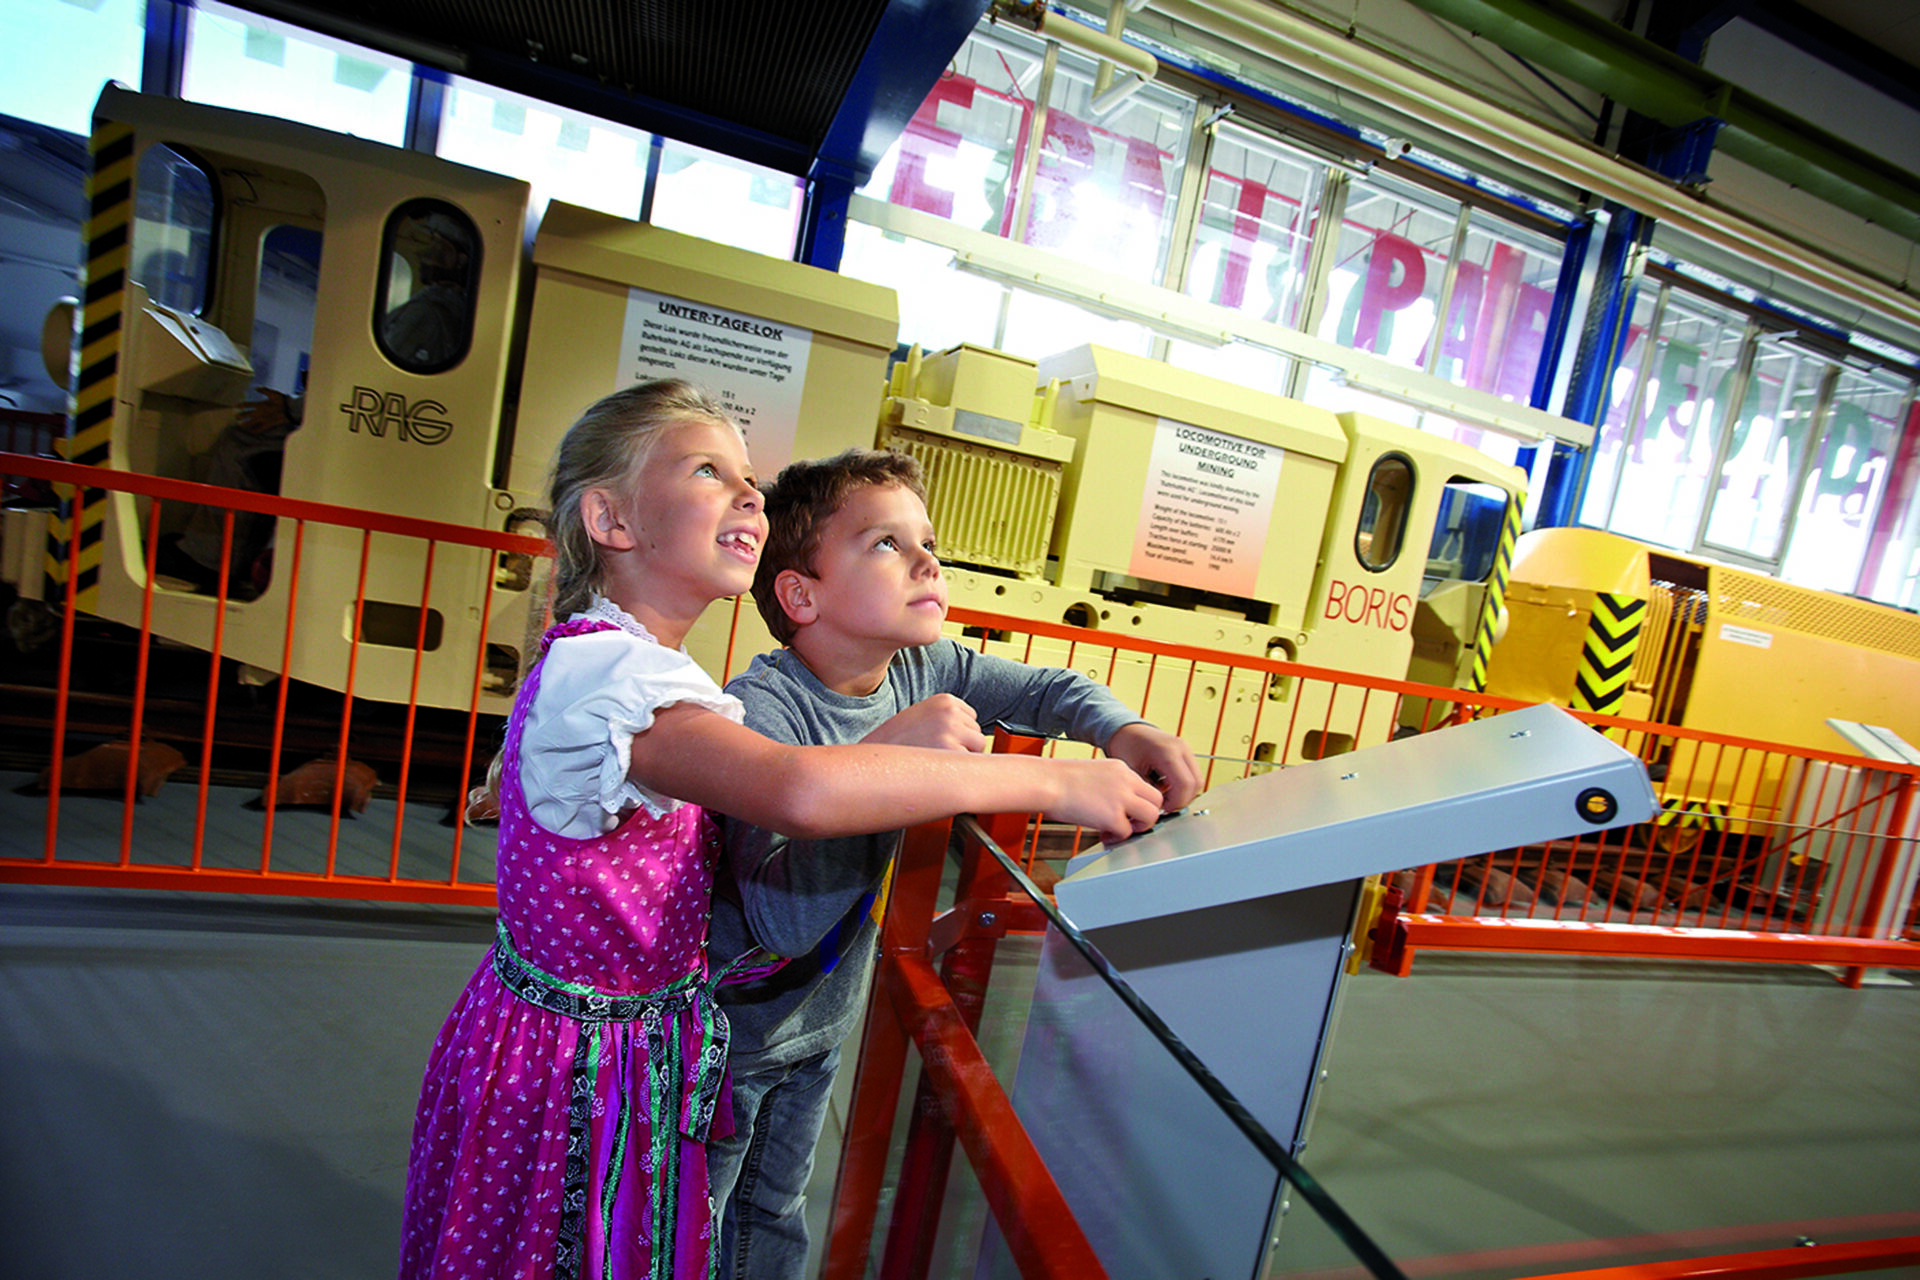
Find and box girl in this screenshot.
[399,380,1162,1280]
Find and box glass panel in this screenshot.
[375,200,478,374]
[182,0,409,146]
[1862,403,1920,608]
[837,222,1006,352]
[649,140,802,258]
[1575,286,1661,528]
[1299,366,1424,428]
[0,0,146,134]
[1427,480,1510,582]
[1435,209,1563,403]
[837,222,1154,359]
[1414,411,1526,469]
[1317,170,1460,369]
[1779,364,1911,593]
[1021,58,1194,285]
[1357,454,1413,570]
[251,224,321,399]
[1603,290,1747,551]
[1000,288,1152,358]
[1183,122,1325,330]
[132,144,215,315]
[1164,336,1290,394]
[858,23,1045,237]
[906,817,1403,1280]
[437,77,651,221]
[1700,337,1824,561]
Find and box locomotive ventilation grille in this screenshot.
[1713,567,1920,660]
[887,427,1063,579]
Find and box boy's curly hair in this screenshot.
[753,448,927,646]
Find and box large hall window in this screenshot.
[1166,122,1325,391]
[1577,286,1659,530]
[1861,405,1920,609]
[436,78,651,222]
[182,1,409,145]
[1779,363,1913,593]
[648,138,802,260]
[0,0,147,135]
[1315,170,1459,370]
[859,24,1046,238]
[1699,334,1825,562]
[1438,209,1563,405]
[1589,286,1748,553]
[836,223,1009,353]
[1018,51,1194,286]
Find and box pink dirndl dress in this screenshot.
[400,618,732,1280]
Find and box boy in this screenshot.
[708,449,1201,1280]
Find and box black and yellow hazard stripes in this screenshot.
[44,116,135,610]
[1466,492,1523,691]
[1570,591,1645,715]
[1654,797,1728,831]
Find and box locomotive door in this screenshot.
[57,84,531,710]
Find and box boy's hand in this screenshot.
[862,694,990,753]
[1104,723,1203,811]
[1046,759,1166,844]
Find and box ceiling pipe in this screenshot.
[994,2,1158,80]
[1090,71,1149,115]
[1154,0,1920,333]
[1399,0,1920,244]
[1093,0,1128,99]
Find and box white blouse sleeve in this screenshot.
[518,629,744,839]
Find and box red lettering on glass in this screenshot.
[889,75,978,220]
[1219,179,1270,310]
[1123,134,1169,221]
[1355,232,1426,353]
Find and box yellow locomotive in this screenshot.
[11,85,1526,772]
[1483,525,1920,854]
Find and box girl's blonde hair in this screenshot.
[545,379,735,619]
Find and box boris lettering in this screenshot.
[339,386,453,445]
[1324,578,1412,631]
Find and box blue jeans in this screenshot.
[710,1045,841,1280]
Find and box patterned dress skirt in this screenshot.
[401,624,731,1280]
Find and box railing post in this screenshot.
[1844,772,1918,988]
[877,732,1041,1279]
[822,817,953,1280]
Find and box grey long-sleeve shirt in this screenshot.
[713,639,1142,1070]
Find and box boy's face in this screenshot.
[786,482,946,655]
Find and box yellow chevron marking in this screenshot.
[67,421,112,459]
[42,117,135,615]
[1571,590,1644,713]
[1468,494,1524,691]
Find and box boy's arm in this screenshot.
[935,642,1202,807]
[723,818,896,961]
[721,691,897,961]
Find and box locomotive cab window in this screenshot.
[375,199,479,373]
[132,143,215,315]
[1355,453,1413,571]
[1428,480,1509,582]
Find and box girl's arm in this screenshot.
[632,702,1164,843]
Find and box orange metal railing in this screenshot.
[1512,1234,1920,1280]
[4,448,1917,975]
[0,449,535,904]
[9,451,1919,1280]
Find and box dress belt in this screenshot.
[492,922,729,1280]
